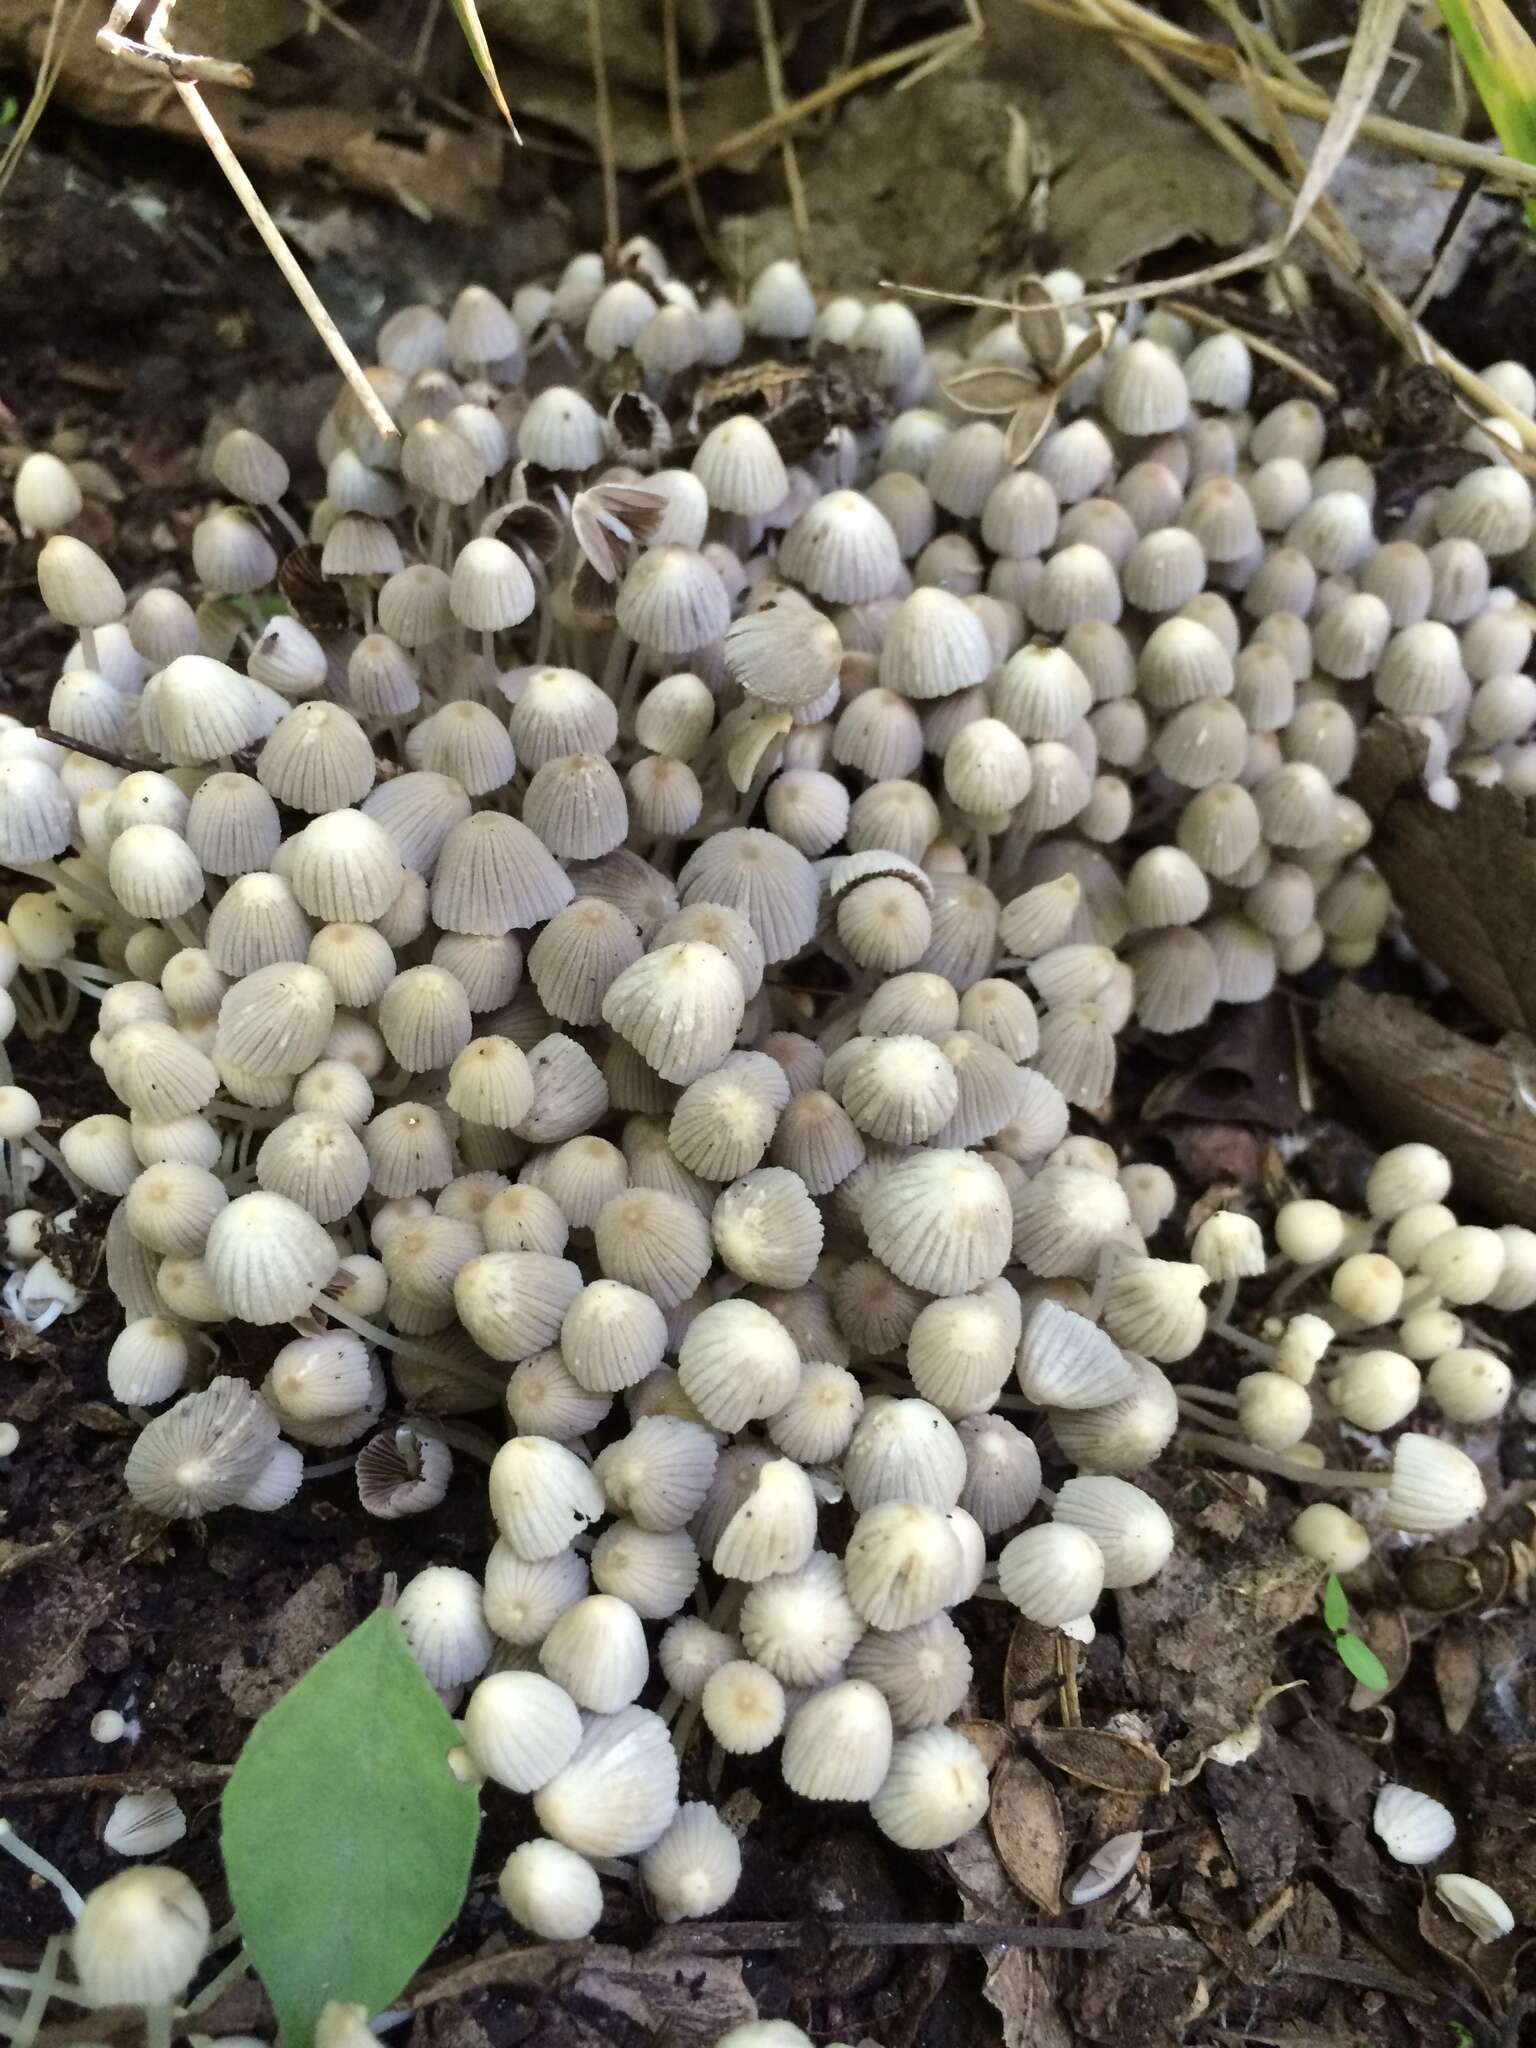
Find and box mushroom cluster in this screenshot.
[0,240,1527,1936]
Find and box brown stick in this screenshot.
[660,0,718,267]
[1,1762,233,1799]
[404,1922,1434,2008]
[645,25,975,197]
[588,0,621,262]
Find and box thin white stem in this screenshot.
[11,1934,67,2048]
[1211,1317,1277,1366]
[271,503,306,550]
[0,1821,85,1919]
[1180,1429,1390,1491]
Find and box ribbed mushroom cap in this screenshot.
[907,1286,1020,1416]
[781,1680,893,1801]
[862,1149,1011,1296]
[778,488,903,603]
[508,667,620,771]
[838,1035,959,1145]
[692,413,789,514]
[524,753,628,861]
[454,1250,582,1363]
[38,534,125,627]
[483,1539,589,1643]
[616,545,730,653]
[601,941,746,1085]
[867,1725,989,1850]
[640,1801,743,1922]
[845,1397,966,1512]
[879,587,994,700]
[843,1500,961,1630]
[71,1867,211,2007]
[204,1191,338,1322]
[678,1298,801,1432]
[432,811,574,934]
[142,655,265,766]
[1052,1475,1174,1587]
[15,449,84,534]
[711,1166,823,1288]
[533,1704,679,1856]
[257,702,376,814]
[594,1186,713,1307]
[216,963,336,1079]
[124,1375,280,1517]
[998,1522,1105,1624]
[561,1278,667,1393]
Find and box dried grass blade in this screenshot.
[1286,0,1410,242]
[448,0,521,139]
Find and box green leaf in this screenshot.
[1439,0,1536,227]
[449,0,522,139]
[222,1610,479,2047]
[1322,1573,1350,1635]
[1336,1633,1391,1693]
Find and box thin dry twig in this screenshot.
[1069,0,1536,459]
[587,0,621,262]
[661,0,719,267]
[646,23,975,197]
[96,0,396,442]
[880,239,1286,322]
[0,0,86,202]
[754,0,811,253]
[1022,0,1536,199]
[1407,167,1487,319]
[1283,0,1411,241]
[299,0,501,139]
[402,1921,1436,2009]
[1,1763,234,1799]
[1164,298,1338,400]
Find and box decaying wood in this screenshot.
[1316,983,1536,1226]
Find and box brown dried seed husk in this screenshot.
[987,1753,1065,1914]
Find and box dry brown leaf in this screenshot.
[1004,391,1058,466]
[1433,1629,1482,1737]
[1347,1605,1411,1709]
[0,2,508,220]
[1316,983,1536,1229]
[1353,715,1536,1035]
[988,1753,1066,1914]
[1400,1551,1484,1613]
[1003,1616,1060,1732]
[943,1830,1074,2048]
[1286,0,1411,242]
[1416,1892,1522,2014]
[481,0,712,93]
[1031,1724,1171,1799]
[941,364,1042,416]
[569,1948,756,2041]
[953,1718,1012,1774]
[1011,280,1067,373]
[507,50,769,172]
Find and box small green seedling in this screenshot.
[222,1609,480,2046]
[1322,1573,1390,1692]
